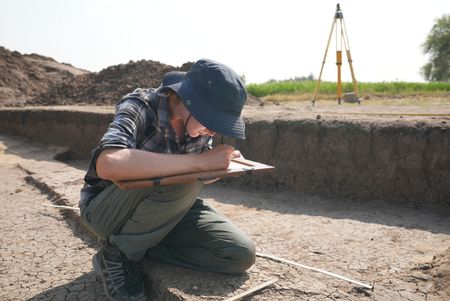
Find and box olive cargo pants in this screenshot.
[80,182,255,274]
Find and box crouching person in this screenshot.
[79,59,255,301]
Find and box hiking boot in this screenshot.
[93,242,146,301]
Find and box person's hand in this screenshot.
[231,149,242,159]
[199,144,241,171]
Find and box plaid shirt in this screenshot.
[79,88,212,207]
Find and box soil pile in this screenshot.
[0,46,88,106]
[0,46,261,106]
[33,59,185,106]
[0,46,190,106]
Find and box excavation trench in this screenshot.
[0,106,449,206]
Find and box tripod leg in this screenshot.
[346,50,359,97]
[341,18,360,103]
[312,18,336,106]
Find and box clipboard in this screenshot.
[115,157,275,189]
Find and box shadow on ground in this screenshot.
[202,183,450,236]
[24,263,249,301]
[25,272,107,301]
[142,260,250,300]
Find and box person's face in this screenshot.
[185,114,216,138]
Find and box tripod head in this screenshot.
[335,3,343,19]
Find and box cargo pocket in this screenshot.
[79,184,154,240]
[119,192,196,237]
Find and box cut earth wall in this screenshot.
[1,107,448,206]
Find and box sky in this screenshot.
[1,0,449,84]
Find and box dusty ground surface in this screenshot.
[243,95,450,124]
[5,94,450,123]
[1,132,449,300]
[0,142,106,300]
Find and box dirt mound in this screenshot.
[30,59,260,106]
[0,46,189,106]
[0,46,89,105]
[32,59,184,106]
[1,46,260,107]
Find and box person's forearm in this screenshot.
[96,148,205,181]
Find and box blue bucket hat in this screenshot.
[160,59,247,139]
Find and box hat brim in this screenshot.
[162,71,186,87]
[161,74,246,139]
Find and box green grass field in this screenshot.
[246,80,450,98]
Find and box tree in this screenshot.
[421,14,450,82]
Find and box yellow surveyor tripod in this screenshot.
[312,3,360,106]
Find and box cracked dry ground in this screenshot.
[0,164,106,301]
[202,186,450,301]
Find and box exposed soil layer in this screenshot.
[226,113,450,206]
[0,103,449,207]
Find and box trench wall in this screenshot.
[1,108,449,206]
